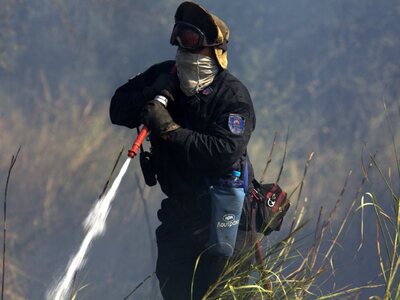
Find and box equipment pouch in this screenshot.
[140,151,157,186]
[241,180,290,235]
[208,179,245,257]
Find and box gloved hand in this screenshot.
[143,73,178,102]
[140,100,180,136]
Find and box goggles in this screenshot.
[170,21,224,51]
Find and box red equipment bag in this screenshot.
[242,179,290,236]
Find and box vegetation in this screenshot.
[0,0,399,298]
[203,144,400,299]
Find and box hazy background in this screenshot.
[1,0,399,299]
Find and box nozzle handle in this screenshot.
[127,94,168,158]
[128,126,149,158]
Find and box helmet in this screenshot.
[172,2,230,69]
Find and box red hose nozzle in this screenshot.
[128,126,149,158]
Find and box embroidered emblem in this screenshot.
[228,114,245,135]
[202,87,213,96]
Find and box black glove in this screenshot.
[143,73,178,102]
[140,100,180,136]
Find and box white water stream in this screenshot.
[46,157,131,300]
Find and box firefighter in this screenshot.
[110,2,255,299]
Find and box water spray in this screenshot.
[47,158,131,300]
[47,95,171,299]
[47,64,176,299]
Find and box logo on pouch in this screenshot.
[223,214,235,222]
[217,214,239,228]
[267,193,277,208]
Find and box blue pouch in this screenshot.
[208,171,245,257]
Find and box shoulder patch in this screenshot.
[228,114,245,135]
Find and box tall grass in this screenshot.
[1,147,23,300]
[355,102,400,299]
[200,103,400,299]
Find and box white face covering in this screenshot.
[175,49,220,96]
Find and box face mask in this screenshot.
[175,49,219,96]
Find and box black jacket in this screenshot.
[110,60,255,206]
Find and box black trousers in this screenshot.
[155,198,253,300]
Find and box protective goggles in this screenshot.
[170,21,223,51]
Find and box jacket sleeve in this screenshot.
[109,61,175,129]
[166,91,255,172]
[109,73,147,129]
